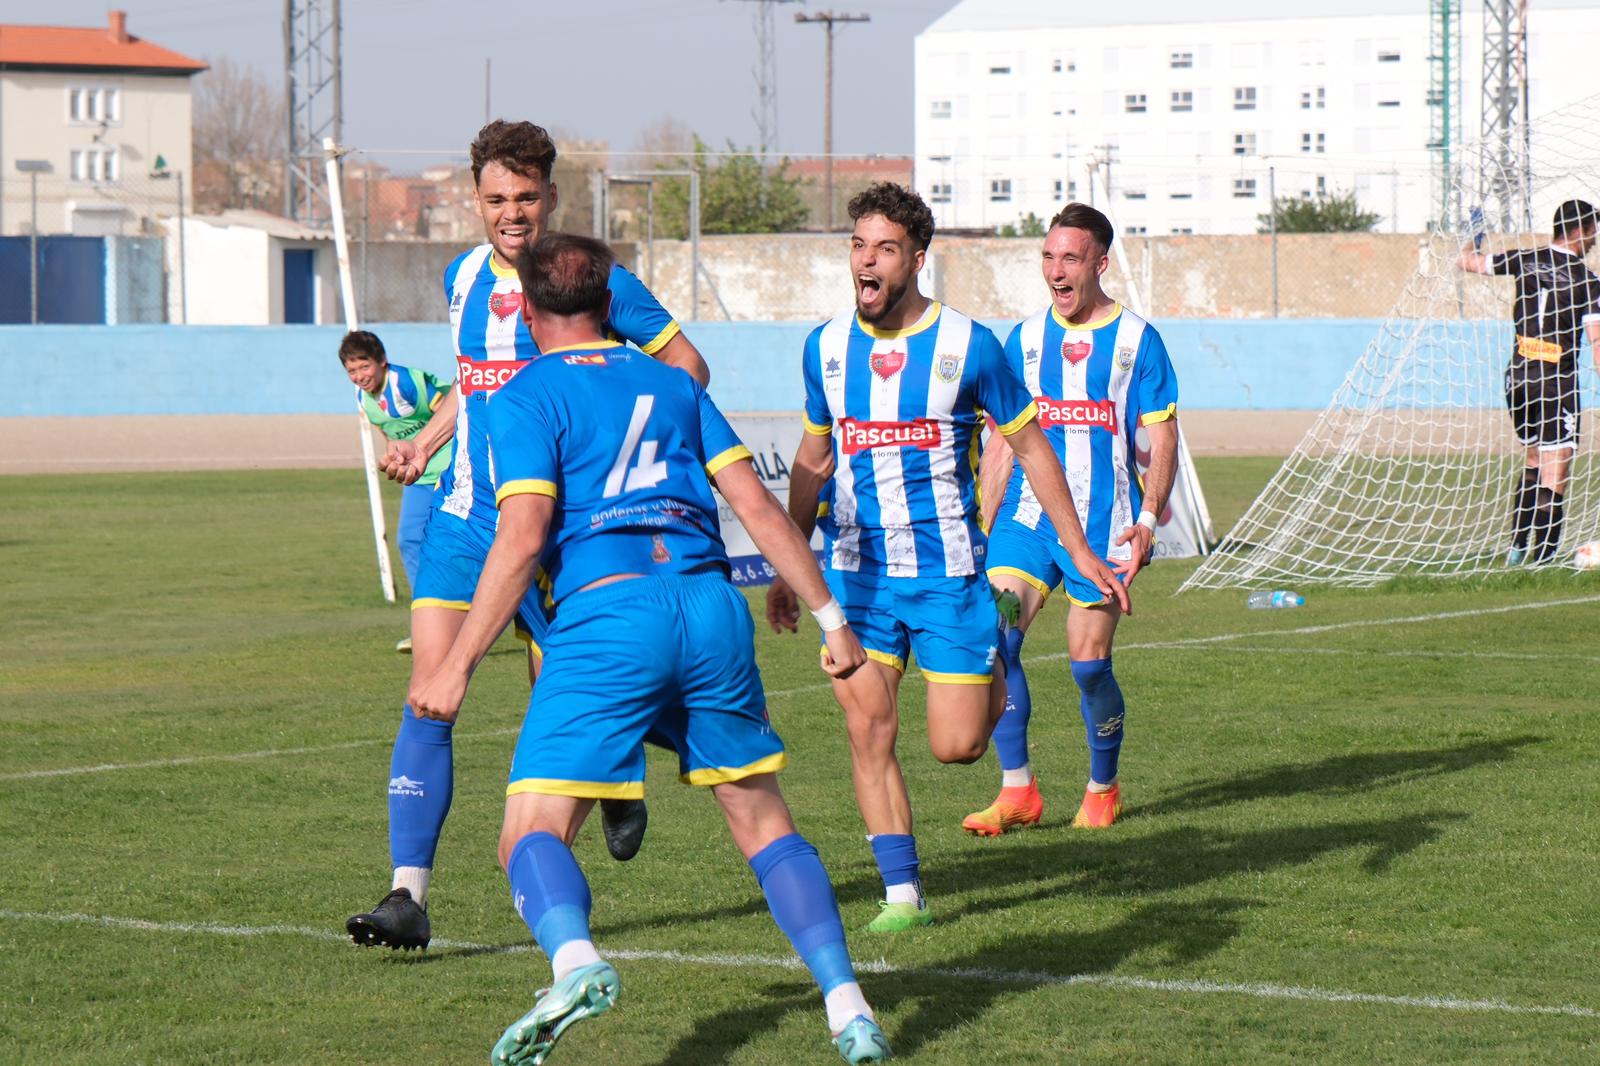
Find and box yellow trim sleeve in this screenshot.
[507,778,645,800]
[704,445,754,477]
[1139,403,1177,426]
[496,478,558,506]
[640,320,682,356]
[922,669,995,685]
[988,565,1054,600]
[411,597,470,612]
[680,751,789,786]
[995,401,1040,437]
[803,415,834,436]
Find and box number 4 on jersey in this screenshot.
[604,395,669,497]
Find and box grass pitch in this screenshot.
[4,457,1599,1064]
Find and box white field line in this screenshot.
[2,907,1594,1021]
[9,594,1599,783]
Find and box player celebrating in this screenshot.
[345,120,710,951]
[1459,198,1600,565]
[767,183,1128,933]
[410,233,891,1065]
[963,203,1179,837]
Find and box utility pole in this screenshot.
[796,10,870,231]
[1093,143,1118,202]
[283,0,343,223]
[729,0,801,154]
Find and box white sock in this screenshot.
[392,866,430,907]
[1001,764,1033,788]
[1087,778,1116,794]
[884,881,922,907]
[824,982,874,1034]
[550,939,603,981]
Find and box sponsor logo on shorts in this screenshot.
[839,417,942,454]
[457,356,523,397]
[488,291,522,321]
[1062,339,1093,365]
[1034,396,1118,433]
[936,352,964,383]
[869,347,907,380]
[388,774,424,798]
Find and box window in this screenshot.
[1317,175,1328,196]
[1316,132,1326,153]
[1377,98,1401,108]
[1232,178,1257,198]
[1233,131,1256,155]
[1125,225,1148,235]
[1377,49,1401,63]
[1053,179,1064,198]
[68,86,121,124]
[1298,131,1327,153]
[928,154,952,163]
[989,178,1012,203]
[930,183,953,204]
[1301,86,1326,110]
[1170,90,1193,112]
[989,65,1011,75]
[1170,51,1194,68]
[1052,58,1062,73]
[929,99,952,119]
[1170,190,1193,200]
[1171,226,1195,235]
[1124,93,1147,113]
[69,147,119,183]
[1233,86,1257,110]
[1124,189,1147,200]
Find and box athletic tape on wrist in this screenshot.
[1137,510,1158,532]
[811,598,848,632]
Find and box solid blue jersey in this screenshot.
[800,300,1037,578]
[486,341,751,606]
[998,303,1179,562]
[436,245,681,528]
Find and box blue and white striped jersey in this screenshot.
[437,244,680,527]
[997,303,1179,562]
[801,301,1037,578]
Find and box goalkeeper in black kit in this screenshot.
[1459,199,1600,565]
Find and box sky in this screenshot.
[30,0,956,169]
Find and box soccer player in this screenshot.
[339,329,452,652]
[962,203,1179,837]
[1459,198,1600,565]
[409,232,891,1065]
[766,183,1128,933]
[345,120,710,951]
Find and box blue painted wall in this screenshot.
[0,318,1524,417]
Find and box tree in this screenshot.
[1258,189,1381,234]
[192,57,284,214]
[651,136,810,238]
[997,211,1047,238]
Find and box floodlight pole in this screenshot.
[796,10,870,231]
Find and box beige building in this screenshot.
[0,10,204,237]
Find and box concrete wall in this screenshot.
[0,317,1482,418]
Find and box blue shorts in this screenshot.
[506,572,784,800]
[823,569,999,684]
[411,507,549,653]
[986,512,1108,608]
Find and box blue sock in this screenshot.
[1070,658,1125,785]
[749,834,857,995]
[868,833,921,896]
[387,705,455,870]
[992,627,1031,771]
[505,831,593,957]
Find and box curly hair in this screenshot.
[847,182,936,251]
[469,120,558,184]
[1048,202,1114,254]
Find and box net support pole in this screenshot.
[324,136,397,603]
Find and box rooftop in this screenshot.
[0,10,206,74]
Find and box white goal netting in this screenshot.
[1182,94,1600,590]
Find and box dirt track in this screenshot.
[0,410,1314,475]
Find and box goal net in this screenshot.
[1181,93,1600,591]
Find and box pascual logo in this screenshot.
[839,417,941,454]
[457,357,522,397]
[1035,397,1118,433]
[388,774,425,797]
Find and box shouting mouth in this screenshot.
[498,224,532,254]
[857,272,883,310]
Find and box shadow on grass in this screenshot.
[1138,734,1541,819]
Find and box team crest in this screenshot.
[1062,339,1093,365]
[1116,345,1136,371]
[869,348,906,380]
[935,352,963,383]
[488,291,522,321]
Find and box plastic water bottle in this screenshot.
[1246,590,1304,609]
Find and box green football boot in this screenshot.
[490,962,619,1065]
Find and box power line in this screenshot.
[795,10,871,231]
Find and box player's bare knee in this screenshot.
[930,733,988,764]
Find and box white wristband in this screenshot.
[1137,510,1158,532]
[810,597,848,633]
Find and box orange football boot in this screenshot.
[1071,783,1124,829]
[962,778,1044,836]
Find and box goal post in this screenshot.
[1181,95,1600,591]
[324,138,398,604]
